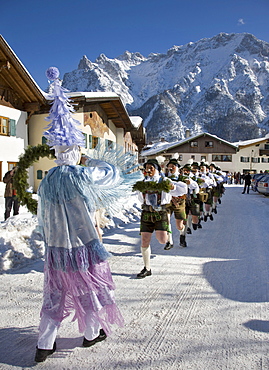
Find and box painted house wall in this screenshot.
[232,143,269,174]
[0,105,28,196]
[28,109,130,192]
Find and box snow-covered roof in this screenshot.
[67,91,120,99]
[141,132,237,156]
[141,140,179,156]
[129,116,143,129]
[232,134,269,147]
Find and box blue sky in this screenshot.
[2,0,269,90]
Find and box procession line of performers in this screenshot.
[133,158,226,279]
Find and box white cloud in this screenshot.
[238,18,245,26]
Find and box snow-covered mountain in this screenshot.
[62,33,269,143]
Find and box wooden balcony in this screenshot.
[259,149,269,156]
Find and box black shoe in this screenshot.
[197,220,202,229]
[137,267,152,279]
[180,235,187,248]
[35,342,56,362]
[164,241,173,250]
[204,215,208,222]
[209,214,214,221]
[83,329,107,347]
[218,199,222,204]
[212,208,217,214]
[242,192,245,194]
[192,223,198,230]
[186,227,192,234]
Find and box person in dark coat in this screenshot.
[3,167,20,220]
[242,172,252,194]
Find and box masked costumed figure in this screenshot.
[35,67,140,362]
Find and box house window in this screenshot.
[8,162,17,171]
[262,157,269,163]
[240,157,250,163]
[178,155,183,161]
[205,141,213,148]
[222,155,232,162]
[201,156,206,161]
[0,117,16,136]
[265,144,269,150]
[212,155,232,162]
[37,170,43,180]
[251,157,260,163]
[190,141,198,147]
[105,139,113,150]
[92,136,99,149]
[0,116,9,135]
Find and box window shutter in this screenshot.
[89,135,92,149]
[9,119,16,136]
[42,136,47,145]
[37,170,43,180]
[84,133,88,148]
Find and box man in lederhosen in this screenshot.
[165,159,188,248]
[133,159,187,278]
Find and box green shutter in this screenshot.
[42,136,47,145]
[84,133,88,148]
[9,119,16,136]
[37,170,43,180]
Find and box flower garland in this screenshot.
[132,178,172,193]
[13,144,56,214]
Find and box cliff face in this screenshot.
[63,33,269,142]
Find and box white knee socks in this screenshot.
[141,246,151,270]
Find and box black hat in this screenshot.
[181,163,192,171]
[210,162,217,168]
[200,161,209,168]
[192,161,200,169]
[143,159,161,172]
[167,158,180,167]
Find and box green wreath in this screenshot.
[132,179,172,193]
[13,144,56,214]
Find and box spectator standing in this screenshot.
[242,172,252,194]
[3,167,20,220]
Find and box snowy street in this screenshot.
[1,184,269,369]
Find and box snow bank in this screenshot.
[0,194,141,274]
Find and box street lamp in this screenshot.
[250,149,254,171]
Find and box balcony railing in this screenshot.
[259,149,269,156]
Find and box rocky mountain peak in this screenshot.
[78,55,93,70]
[63,32,269,143]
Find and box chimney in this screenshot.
[185,129,190,138]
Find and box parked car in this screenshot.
[257,174,269,195]
[251,173,267,192]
